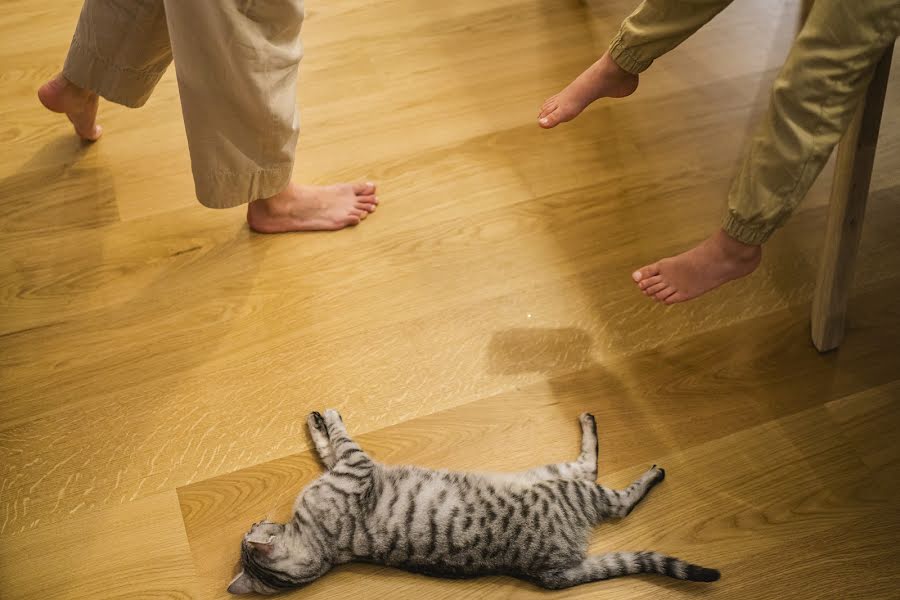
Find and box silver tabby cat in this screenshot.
[228,410,720,594]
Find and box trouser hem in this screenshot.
[722,212,775,245]
[62,36,166,108]
[608,33,653,74]
[194,164,294,209]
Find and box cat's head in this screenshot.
[227,520,328,595]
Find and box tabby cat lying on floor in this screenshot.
[228,410,720,594]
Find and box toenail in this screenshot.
[539,118,548,124]
[632,271,642,282]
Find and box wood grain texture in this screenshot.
[1,0,898,598]
[0,491,197,599]
[179,373,900,600]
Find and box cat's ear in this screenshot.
[245,532,276,557]
[227,571,255,595]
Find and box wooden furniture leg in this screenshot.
[811,42,894,352]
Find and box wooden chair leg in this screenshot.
[811,42,893,352]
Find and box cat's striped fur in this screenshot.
[227,410,720,594]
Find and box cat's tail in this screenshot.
[628,551,720,582]
[533,551,720,589]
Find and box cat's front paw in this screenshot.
[323,409,344,424]
[308,411,327,433]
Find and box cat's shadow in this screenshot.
[269,561,719,596]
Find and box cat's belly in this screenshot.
[358,468,587,575]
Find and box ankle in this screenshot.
[597,52,630,80]
[589,52,639,97]
[54,74,88,96]
[250,197,280,219]
[715,229,762,261]
[257,184,298,213]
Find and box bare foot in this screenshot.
[38,74,102,141]
[632,229,762,304]
[246,182,378,233]
[538,52,638,129]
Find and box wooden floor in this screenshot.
[2,1,899,598]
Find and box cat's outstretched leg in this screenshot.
[321,409,373,468]
[594,465,666,519]
[522,413,598,482]
[532,551,720,589]
[307,411,337,469]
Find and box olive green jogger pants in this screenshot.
[609,0,900,244]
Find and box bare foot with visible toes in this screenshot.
[38,74,102,141]
[632,229,762,304]
[538,52,638,129]
[246,182,378,233]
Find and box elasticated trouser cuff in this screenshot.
[722,212,774,246]
[608,33,654,74]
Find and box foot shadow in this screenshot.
[0,135,119,235]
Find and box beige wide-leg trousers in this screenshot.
[62,0,305,208]
[609,0,900,244]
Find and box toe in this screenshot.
[68,108,102,141]
[538,100,558,119]
[644,282,668,296]
[356,194,377,206]
[355,199,377,214]
[632,263,660,283]
[539,106,565,128]
[353,182,376,195]
[72,120,101,142]
[655,288,677,302]
[343,214,362,227]
[638,275,663,291]
[664,291,688,305]
[84,124,103,141]
[538,107,565,129]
